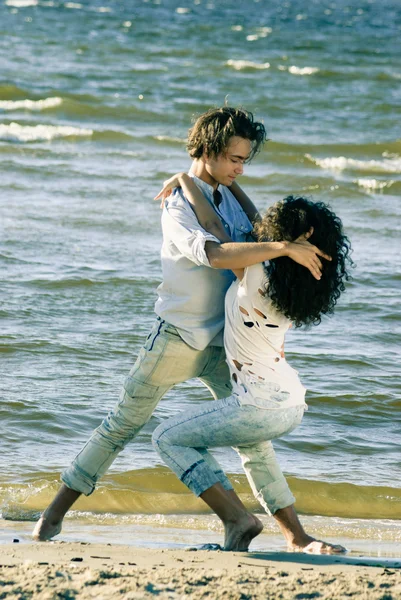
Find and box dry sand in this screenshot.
[1,541,400,599]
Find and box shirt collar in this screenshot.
[188,172,221,204]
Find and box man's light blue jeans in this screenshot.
[62,318,297,515]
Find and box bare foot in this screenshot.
[237,515,264,552]
[224,513,263,551]
[32,515,62,541]
[289,535,347,554]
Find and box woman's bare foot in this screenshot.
[224,513,263,551]
[273,505,347,555]
[32,515,62,541]
[288,534,347,554]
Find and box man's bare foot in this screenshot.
[224,513,263,551]
[289,535,347,554]
[32,515,62,541]
[31,483,81,541]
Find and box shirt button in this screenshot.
[225,224,229,228]
[240,225,244,230]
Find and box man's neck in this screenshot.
[190,160,218,190]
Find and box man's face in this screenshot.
[204,136,251,187]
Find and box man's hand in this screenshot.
[285,228,331,281]
[154,172,185,208]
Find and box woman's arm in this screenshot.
[229,181,261,225]
[155,173,244,278]
[176,173,232,244]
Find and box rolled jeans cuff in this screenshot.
[61,462,96,497]
[181,460,232,497]
[256,480,296,516]
[214,469,234,493]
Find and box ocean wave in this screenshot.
[64,2,83,9]
[153,135,185,145]
[355,178,396,192]
[0,122,93,143]
[92,129,135,142]
[279,65,319,75]
[305,153,401,174]
[0,86,169,122]
[245,27,272,42]
[267,140,401,157]
[25,98,173,122]
[225,59,270,71]
[129,63,169,73]
[0,97,63,111]
[2,468,400,521]
[92,5,112,12]
[5,0,38,5]
[24,276,142,289]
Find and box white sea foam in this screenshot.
[306,154,401,174]
[5,0,38,5]
[255,26,272,37]
[245,26,272,41]
[356,178,395,191]
[0,97,62,111]
[0,122,93,142]
[288,66,319,75]
[226,59,270,71]
[154,135,184,144]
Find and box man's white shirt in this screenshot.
[154,174,253,350]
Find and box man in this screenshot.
[33,107,340,553]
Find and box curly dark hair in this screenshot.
[187,106,267,162]
[254,196,354,327]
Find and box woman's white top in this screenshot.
[224,263,307,410]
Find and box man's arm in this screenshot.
[229,181,261,224]
[205,239,328,281]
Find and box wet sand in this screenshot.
[1,541,400,599]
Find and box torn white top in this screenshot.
[224,263,307,409]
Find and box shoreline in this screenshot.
[2,513,401,558]
[1,542,401,599]
[2,513,401,597]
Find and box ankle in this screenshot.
[223,509,251,526]
[288,533,315,548]
[41,509,62,525]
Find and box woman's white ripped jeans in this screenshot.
[152,395,304,513]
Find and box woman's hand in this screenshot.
[154,172,186,208]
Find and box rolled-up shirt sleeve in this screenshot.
[163,191,221,267]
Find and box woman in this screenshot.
[152,174,353,552]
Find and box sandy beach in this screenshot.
[1,541,400,599]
